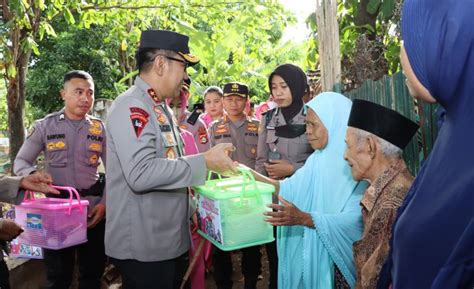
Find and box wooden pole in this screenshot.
[315,0,341,92]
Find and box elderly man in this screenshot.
[105,29,236,289]
[343,99,419,289]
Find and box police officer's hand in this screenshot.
[264,195,314,228]
[20,172,60,195]
[88,203,105,229]
[204,143,238,176]
[0,219,24,241]
[264,159,295,179]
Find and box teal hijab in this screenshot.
[277,92,367,288]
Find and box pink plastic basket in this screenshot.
[15,186,89,250]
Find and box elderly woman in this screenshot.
[377,0,474,288]
[343,100,418,289]
[249,92,367,289]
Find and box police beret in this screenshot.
[348,99,419,149]
[139,29,199,66]
[223,82,249,98]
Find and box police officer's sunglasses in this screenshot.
[154,54,189,70]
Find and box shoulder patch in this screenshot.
[130,107,149,138]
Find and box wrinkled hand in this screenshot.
[20,172,60,195]
[264,159,295,179]
[87,204,105,229]
[0,220,24,241]
[204,143,238,176]
[264,195,314,227]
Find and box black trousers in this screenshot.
[0,258,11,289]
[110,253,190,289]
[213,245,262,289]
[265,227,278,289]
[44,220,106,289]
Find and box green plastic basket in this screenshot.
[193,167,275,251]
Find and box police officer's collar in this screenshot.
[56,108,92,122]
[135,76,165,105]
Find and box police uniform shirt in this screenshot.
[104,76,206,262]
[255,107,313,176]
[179,110,211,153]
[209,115,259,169]
[14,110,106,209]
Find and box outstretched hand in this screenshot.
[264,159,294,179]
[204,143,238,176]
[264,195,314,228]
[19,172,60,195]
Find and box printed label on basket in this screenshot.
[9,239,43,259]
[26,213,42,229]
[197,195,223,245]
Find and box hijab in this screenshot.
[269,64,307,123]
[378,1,474,288]
[277,92,367,288]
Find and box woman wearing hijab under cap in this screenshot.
[377,1,474,288]
[255,64,314,289]
[247,92,368,289]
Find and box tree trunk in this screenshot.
[6,50,30,169]
[315,0,341,92]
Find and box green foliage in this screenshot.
[26,23,123,119]
[27,0,304,111]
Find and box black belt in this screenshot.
[55,173,105,198]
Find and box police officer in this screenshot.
[14,70,107,289]
[255,64,314,289]
[169,78,210,152]
[104,29,236,289]
[208,82,262,289]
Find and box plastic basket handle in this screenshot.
[51,185,84,215]
[207,170,222,181]
[238,167,262,207]
[23,191,36,202]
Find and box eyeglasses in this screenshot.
[153,54,188,70]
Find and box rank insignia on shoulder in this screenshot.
[130,108,149,138]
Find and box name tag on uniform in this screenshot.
[162,132,176,147]
[159,124,171,132]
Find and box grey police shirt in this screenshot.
[14,110,106,209]
[209,115,260,170]
[255,107,313,176]
[105,76,206,262]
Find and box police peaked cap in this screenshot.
[139,29,200,66]
[348,99,419,149]
[223,82,249,98]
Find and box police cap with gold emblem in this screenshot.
[139,30,200,66]
[223,82,249,98]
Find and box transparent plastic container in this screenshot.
[193,168,275,251]
[15,186,89,250]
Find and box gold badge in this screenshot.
[47,142,56,150]
[89,154,98,164]
[89,127,102,135]
[251,147,256,155]
[165,147,177,159]
[90,120,101,128]
[180,124,188,130]
[89,143,102,152]
[55,141,66,149]
[157,114,167,124]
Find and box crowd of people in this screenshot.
[0,0,472,288]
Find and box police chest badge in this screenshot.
[88,120,103,135]
[165,147,177,159]
[162,132,176,147]
[130,107,149,138]
[198,127,208,144]
[154,106,168,125]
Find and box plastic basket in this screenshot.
[14,186,89,250]
[193,167,275,251]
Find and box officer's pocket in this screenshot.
[47,149,67,167]
[86,150,101,167]
[244,135,259,158]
